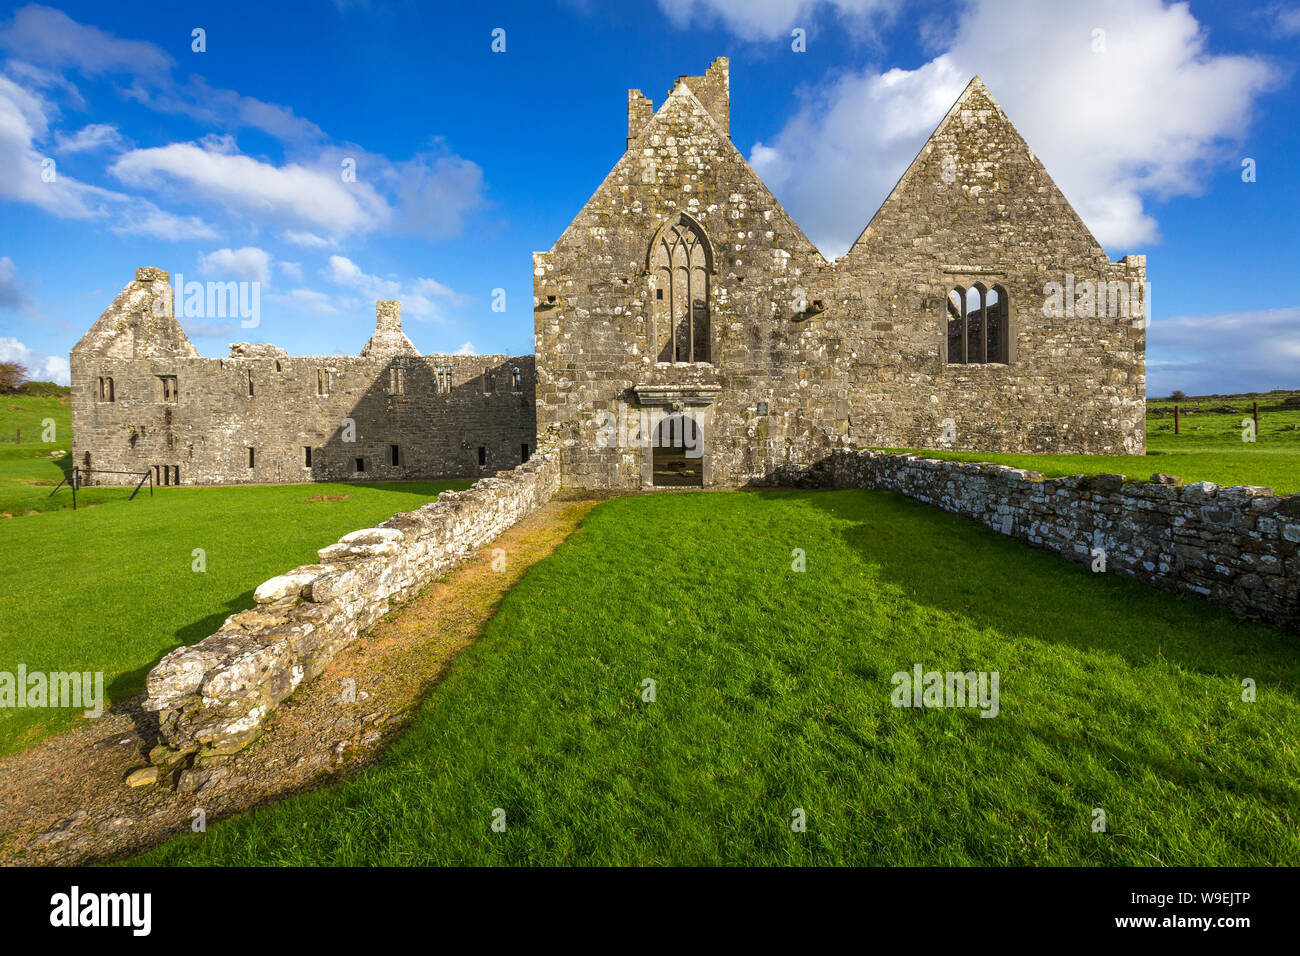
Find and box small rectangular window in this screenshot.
[355,456,365,473]
[171,465,179,485]
[477,446,487,467]
[511,368,522,392]
[390,444,400,466]
[247,370,254,396]
[98,376,115,402]
[247,447,255,469]
[656,288,664,300]
[389,367,405,395]
[160,375,178,402]
[303,446,312,468]
[436,366,452,393]
[483,369,494,394]
[521,443,530,463]
[316,368,329,395]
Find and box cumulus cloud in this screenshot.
[0,4,172,78]
[1,6,485,242]
[1147,308,1300,397]
[266,288,338,314]
[280,230,333,249]
[197,246,273,285]
[0,335,69,384]
[54,122,125,153]
[453,341,476,355]
[110,136,388,238]
[0,74,215,238]
[323,255,463,320]
[656,0,898,40]
[748,0,1280,257]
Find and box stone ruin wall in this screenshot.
[143,441,561,763]
[71,269,537,486]
[534,62,1147,492]
[827,450,1300,632]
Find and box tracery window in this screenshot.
[650,215,711,364]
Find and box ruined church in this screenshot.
[71,58,1145,490]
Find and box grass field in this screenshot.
[131,490,1300,866]
[0,392,83,516]
[0,479,469,754]
[886,392,1300,492]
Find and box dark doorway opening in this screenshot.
[652,414,703,487]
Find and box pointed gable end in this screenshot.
[843,76,1109,269]
[73,267,198,360]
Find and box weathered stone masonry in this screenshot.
[535,59,1146,491]
[827,450,1300,632]
[71,268,536,486]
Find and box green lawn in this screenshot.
[132,490,1300,866]
[886,395,1300,492]
[0,479,470,754]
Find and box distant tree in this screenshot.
[0,361,28,393]
[1169,389,1187,402]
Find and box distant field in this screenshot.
[0,479,470,754]
[886,390,1300,493]
[0,392,80,516]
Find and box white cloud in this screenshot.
[198,246,273,285]
[1266,3,1300,37]
[453,341,476,355]
[1148,308,1300,397]
[323,255,462,319]
[0,74,214,239]
[656,0,897,40]
[110,137,388,238]
[0,4,173,78]
[278,260,303,282]
[0,256,30,310]
[54,122,125,153]
[748,0,1280,257]
[281,230,332,249]
[0,335,70,384]
[1,7,484,244]
[265,288,338,314]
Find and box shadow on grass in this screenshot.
[768,487,1300,698]
[107,588,257,704]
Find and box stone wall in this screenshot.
[826,450,1300,632]
[142,442,561,763]
[72,270,536,486]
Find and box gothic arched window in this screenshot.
[946,283,1009,364]
[650,215,711,364]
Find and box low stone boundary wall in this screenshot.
[826,450,1300,632]
[143,446,561,764]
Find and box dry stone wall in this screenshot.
[826,450,1300,632]
[142,444,561,763]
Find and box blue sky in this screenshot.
[1,0,1297,395]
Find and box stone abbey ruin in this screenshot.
[53,58,1300,790]
[72,58,1146,491]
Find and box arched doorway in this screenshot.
[652,413,703,487]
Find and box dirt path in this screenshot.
[0,499,596,865]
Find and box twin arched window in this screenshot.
[947,284,1008,364]
[650,215,711,364]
